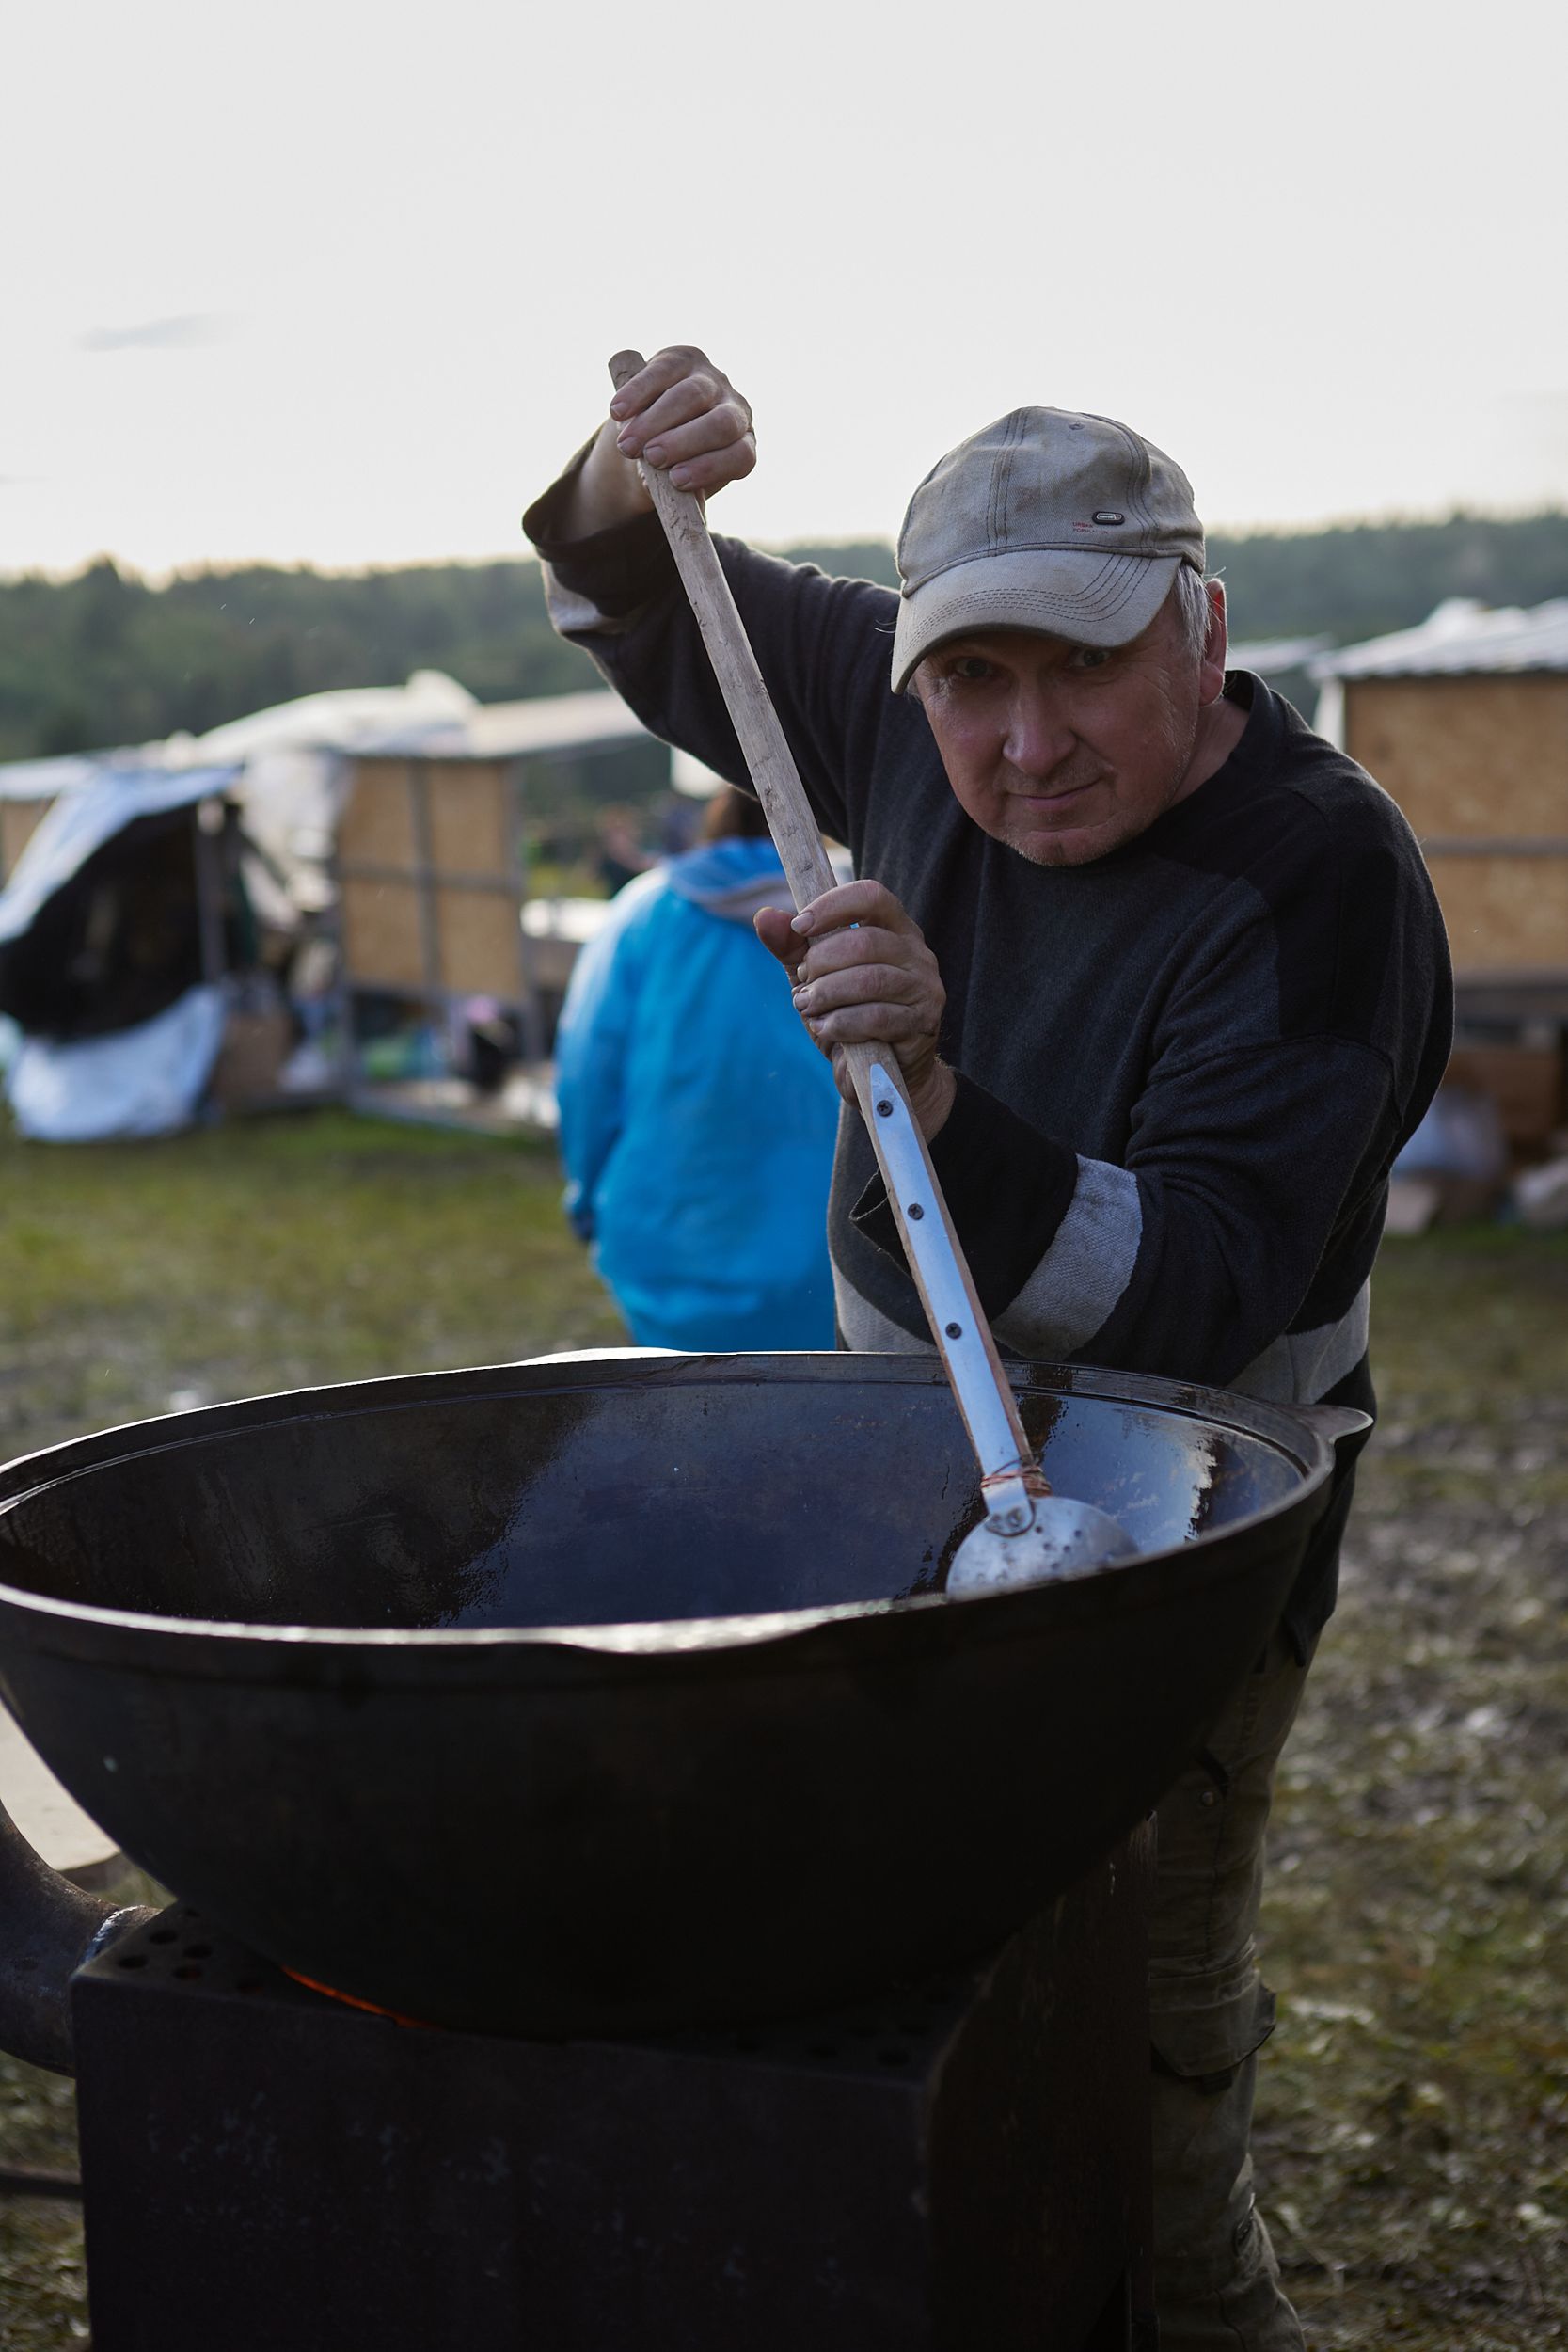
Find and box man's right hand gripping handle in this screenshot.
[558,344,757,539]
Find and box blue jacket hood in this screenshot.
[552,829,840,1352]
[662,835,789,926]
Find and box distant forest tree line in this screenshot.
[3,509,1567,764]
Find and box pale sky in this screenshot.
[5,0,1565,579]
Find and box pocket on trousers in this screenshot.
[1150,1976,1277,2090]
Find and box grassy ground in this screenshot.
[1259,1231,1568,2345]
[0,1108,624,1461]
[0,1112,1564,2345]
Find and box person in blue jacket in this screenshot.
[554,787,841,1351]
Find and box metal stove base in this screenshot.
[72,1826,1155,2351]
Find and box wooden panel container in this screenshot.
[1343,673,1568,979]
[337,760,420,875]
[427,761,512,878]
[1345,675,1568,838]
[337,755,528,1011]
[1424,853,1568,977]
[340,876,431,992]
[436,887,526,997]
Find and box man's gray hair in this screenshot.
[1172,564,1216,662]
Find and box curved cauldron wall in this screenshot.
[0,1355,1352,2042]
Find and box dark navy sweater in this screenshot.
[525,485,1454,1647]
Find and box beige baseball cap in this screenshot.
[891,406,1205,693]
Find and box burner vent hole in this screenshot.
[116,1955,147,1971]
[148,1929,177,1946]
[173,1964,204,1982]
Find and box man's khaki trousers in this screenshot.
[1148,1628,1314,2352]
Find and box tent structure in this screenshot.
[0,672,679,1134]
[0,675,493,1138]
[0,672,481,898]
[0,762,271,1141]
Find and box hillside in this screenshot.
[3,511,1566,765]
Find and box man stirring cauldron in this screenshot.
[524,348,1452,2350]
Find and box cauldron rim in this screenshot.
[0,1352,1336,1668]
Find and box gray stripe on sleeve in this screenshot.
[832,1265,934,1356]
[541,565,632,640]
[1226,1279,1370,1406]
[992,1155,1143,1359]
[837,1199,1369,1405]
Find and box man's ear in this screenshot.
[1199,580,1228,703]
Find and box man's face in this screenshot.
[911,583,1227,867]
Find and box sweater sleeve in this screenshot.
[852,1030,1400,1395]
[524,453,899,854]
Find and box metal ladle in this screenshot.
[610,352,1134,1597]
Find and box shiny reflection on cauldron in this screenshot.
[2,1362,1287,1633]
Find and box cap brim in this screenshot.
[890,549,1181,694]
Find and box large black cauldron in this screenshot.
[0,1353,1347,2038]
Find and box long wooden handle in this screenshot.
[609,352,1035,1480]
[608,353,837,914]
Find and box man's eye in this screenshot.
[949,656,995,682]
[1071,647,1113,672]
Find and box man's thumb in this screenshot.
[753,906,800,969]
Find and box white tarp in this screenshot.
[8,983,227,1141]
[0,671,479,901]
[0,753,103,803]
[181,667,474,764]
[0,762,239,947]
[0,765,240,1140]
[1310,597,1568,681]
